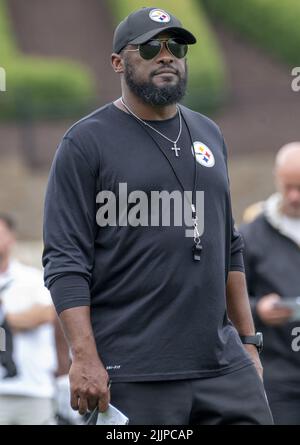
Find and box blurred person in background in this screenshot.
[240,142,300,425]
[0,214,57,425]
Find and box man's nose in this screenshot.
[156,42,174,63]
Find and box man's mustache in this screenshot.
[151,67,180,77]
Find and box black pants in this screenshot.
[264,380,300,425]
[110,364,274,425]
[268,399,300,425]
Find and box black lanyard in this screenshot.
[126,106,203,262]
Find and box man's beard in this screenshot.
[124,58,188,106]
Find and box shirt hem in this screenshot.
[107,358,253,383]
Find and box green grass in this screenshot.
[202,0,300,67]
[109,0,227,113]
[0,0,17,60]
[0,0,95,120]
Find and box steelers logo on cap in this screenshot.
[149,9,171,23]
[193,142,215,168]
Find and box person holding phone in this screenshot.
[240,142,300,425]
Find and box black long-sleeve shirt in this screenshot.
[43,103,251,382]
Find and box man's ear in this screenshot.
[111,53,124,74]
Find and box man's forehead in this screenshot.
[276,167,300,187]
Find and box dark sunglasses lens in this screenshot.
[139,41,161,60]
[167,39,188,59]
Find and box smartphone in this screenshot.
[273,297,300,321]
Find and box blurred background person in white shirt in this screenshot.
[0,213,57,425]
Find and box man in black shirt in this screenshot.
[43,7,273,424]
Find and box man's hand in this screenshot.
[69,355,111,415]
[58,306,111,416]
[244,344,263,381]
[256,293,293,326]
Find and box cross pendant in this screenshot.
[172,143,181,157]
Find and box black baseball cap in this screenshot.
[113,7,197,54]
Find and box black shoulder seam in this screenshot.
[63,103,112,138]
[63,136,98,178]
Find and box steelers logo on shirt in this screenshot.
[149,9,171,23]
[193,142,215,168]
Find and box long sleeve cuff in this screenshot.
[49,274,91,315]
[230,251,245,273]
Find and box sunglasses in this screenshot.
[124,38,188,60]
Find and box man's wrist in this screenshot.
[243,343,259,354]
[72,346,98,361]
[240,332,263,354]
[71,349,106,374]
[71,337,99,361]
